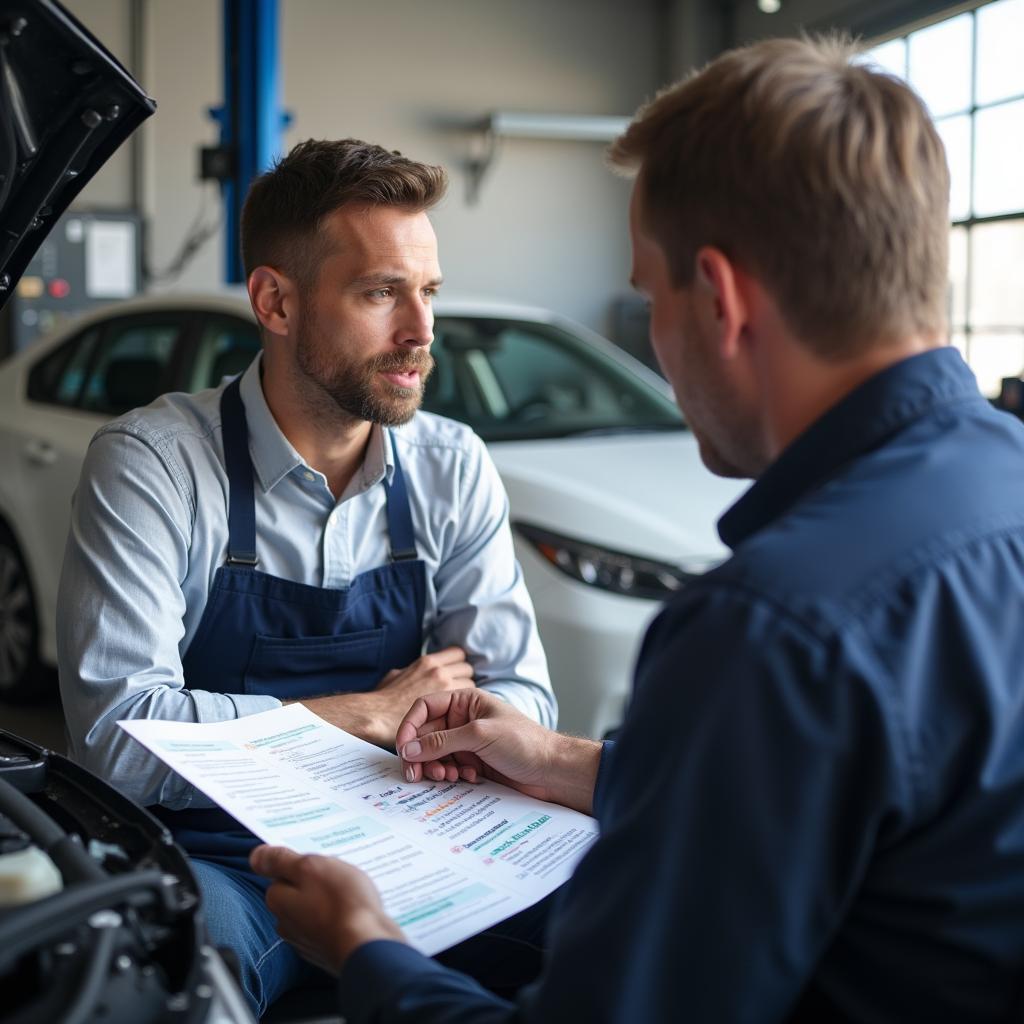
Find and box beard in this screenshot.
[295,308,435,427]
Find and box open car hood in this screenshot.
[0,0,155,307]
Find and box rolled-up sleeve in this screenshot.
[57,428,279,808]
[429,433,556,728]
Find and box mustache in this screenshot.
[369,351,435,375]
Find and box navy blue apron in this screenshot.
[154,378,427,872]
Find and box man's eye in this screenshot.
[423,287,438,299]
[369,288,393,299]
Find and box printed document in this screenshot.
[119,704,598,955]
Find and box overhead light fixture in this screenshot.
[465,111,631,204]
[758,0,781,12]
[486,112,630,143]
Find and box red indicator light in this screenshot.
[48,278,71,299]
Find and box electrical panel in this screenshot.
[1,210,143,355]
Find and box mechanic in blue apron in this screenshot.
[155,378,547,1015]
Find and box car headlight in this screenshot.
[513,521,708,600]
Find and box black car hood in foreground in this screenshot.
[0,0,155,307]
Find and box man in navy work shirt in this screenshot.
[249,35,1024,1024]
[57,140,556,1016]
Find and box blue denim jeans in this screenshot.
[191,859,331,1017]
[193,857,553,1018]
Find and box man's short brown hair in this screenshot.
[609,36,950,357]
[240,138,448,285]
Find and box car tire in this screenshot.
[0,525,48,705]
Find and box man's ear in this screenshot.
[694,247,748,361]
[248,266,296,339]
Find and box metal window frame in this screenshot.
[878,0,1024,373]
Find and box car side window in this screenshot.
[79,321,180,416]
[426,317,681,441]
[26,328,100,407]
[186,317,261,392]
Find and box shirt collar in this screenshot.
[718,347,983,550]
[348,421,395,498]
[237,353,396,494]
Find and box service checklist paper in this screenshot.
[119,703,599,954]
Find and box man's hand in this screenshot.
[397,689,602,816]
[297,646,474,748]
[249,845,405,975]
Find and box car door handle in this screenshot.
[23,439,58,466]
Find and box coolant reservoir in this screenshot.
[0,815,63,906]
[0,847,63,905]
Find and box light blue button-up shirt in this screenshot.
[57,356,555,808]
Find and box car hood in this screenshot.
[489,431,752,568]
[0,0,155,306]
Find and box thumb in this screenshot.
[400,721,486,763]
[250,844,302,880]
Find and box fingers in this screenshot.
[422,645,467,666]
[395,689,491,783]
[250,844,305,881]
[400,719,486,764]
[396,690,473,747]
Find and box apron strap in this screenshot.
[220,380,417,567]
[220,378,258,568]
[384,432,418,562]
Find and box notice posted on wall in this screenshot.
[119,703,598,955]
[84,219,136,298]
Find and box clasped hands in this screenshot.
[251,685,601,974]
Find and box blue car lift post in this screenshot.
[203,0,289,284]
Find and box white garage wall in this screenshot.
[281,0,660,332]
[62,0,135,207]
[66,0,662,335]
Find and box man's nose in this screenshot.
[400,299,434,348]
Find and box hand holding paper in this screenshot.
[398,689,604,816]
[119,703,598,958]
[249,844,404,974]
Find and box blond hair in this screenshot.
[609,36,950,356]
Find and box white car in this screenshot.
[0,293,747,737]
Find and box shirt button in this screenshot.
[304,471,315,481]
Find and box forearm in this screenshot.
[69,683,281,807]
[291,691,399,748]
[543,732,602,816]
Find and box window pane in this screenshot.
[908,13,973,117]
[951,331,968,360]
[948,225,968,329]
[27,329,100,406]
[935,115,971,220]
[965,332,1024,396]
[974,99,1024,216]
[970,219,1024,326]
[188,317,261,392]
[425,318,682,442]
[80,321,180,415]
[976,0,1024,106]
[863,38,907,79]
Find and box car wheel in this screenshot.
[0,529,44,704]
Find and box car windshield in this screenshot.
[423,316,684,442]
